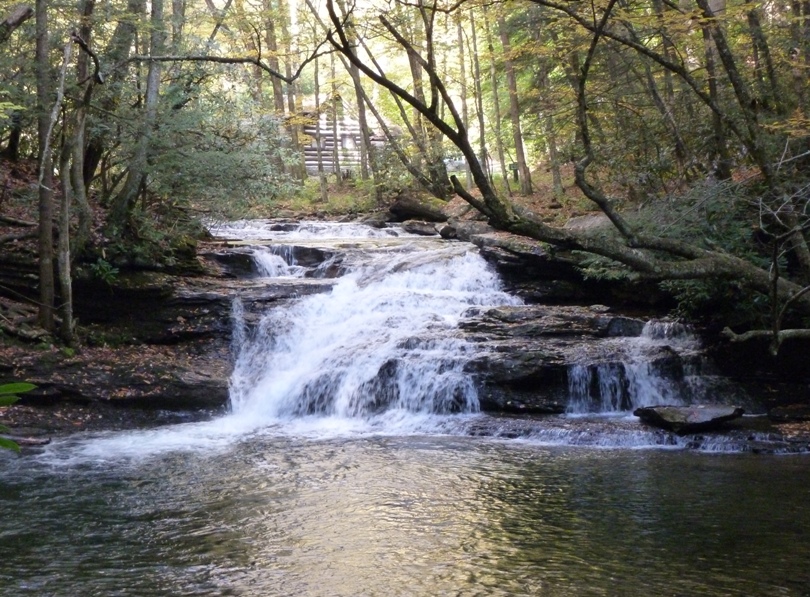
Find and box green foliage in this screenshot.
[0,100,23,121]
[280,179,377,216]
[629,180,770,268]
[145,107,300,219]
[0,382,36,453]
[88,258,119,284]
[0,383,35,406]
[576,251,637,282]
[660,278,770,327]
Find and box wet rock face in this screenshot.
[459,304,659,414]
[633,405,745,434]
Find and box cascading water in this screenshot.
[252,246,307,278]
[566,321,702,414]
[229,234,521,426]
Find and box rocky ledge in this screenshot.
[634,405,745,434]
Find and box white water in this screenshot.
[208,219,409,241]
[566,321,703,414]
[23,220,766,468]
[229,242,520,430]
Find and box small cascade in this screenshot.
[252,246,307,278]
[229,243,521,422]
[567,321,702,414]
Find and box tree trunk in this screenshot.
[330,51,341,183]
[2,112,22,161]
[58,126,75,346]
[83,0,146,186]
[468,10,489,181]
[537,65,563,197]
[264,0,286,114]
[498,17,533,195]
[70,0,96,256]
[108,0,165,231]
[35,0,54,331]
[171,0,184,47]
[314,57,328,202]
[456,12,472,189]
[700,23,732,180]
[483,9,511,194]
[278,0,304,180]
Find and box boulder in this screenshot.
[634,405,745,434]
[359,212,390,228]
[449,220,495,241]
[402,220,439,236]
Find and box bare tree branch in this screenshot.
[127,42,329,85]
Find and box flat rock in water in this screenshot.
[634,405,745,434]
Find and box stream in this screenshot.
[2,220,809,596]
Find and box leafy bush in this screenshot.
[0,382,36,453]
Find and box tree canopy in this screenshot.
[1,0,809,351]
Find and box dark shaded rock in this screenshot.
[437,224,457,239]
[634,405,745,434]
[9,339,231,410]
[359,212,391,228]
[402,220,439,236]
[465,230,672,308]
[200,247,260,277]
[389,193,448,222]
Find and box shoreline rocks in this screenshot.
[634,405,745,434]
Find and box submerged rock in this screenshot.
[634,405,745,434]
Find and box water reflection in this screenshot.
[2,437,809,596]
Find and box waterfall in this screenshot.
[229,242,520,423]
[566,321,701,414]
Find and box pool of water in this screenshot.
[2,428,809,596]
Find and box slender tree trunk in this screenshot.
[701,24,732,180]
[483,9,511,194]
[330,51,341,182]
[278,0,304,180]
[35,0,54,331]
[2,112,22,160]
[58,127,75,345]
[468,10,489,181]
[498,17,532,195]
[264,0,286,114]
[108,0,165,231]
[335,0,373,182]
[314,57,328,202]
[171,0,184,47]
[456,12,472,189]
[83,0,145,186]
[744,1,780,112]
[234,0,262,100]
[71,0,95,256]
[537,66,563,197]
